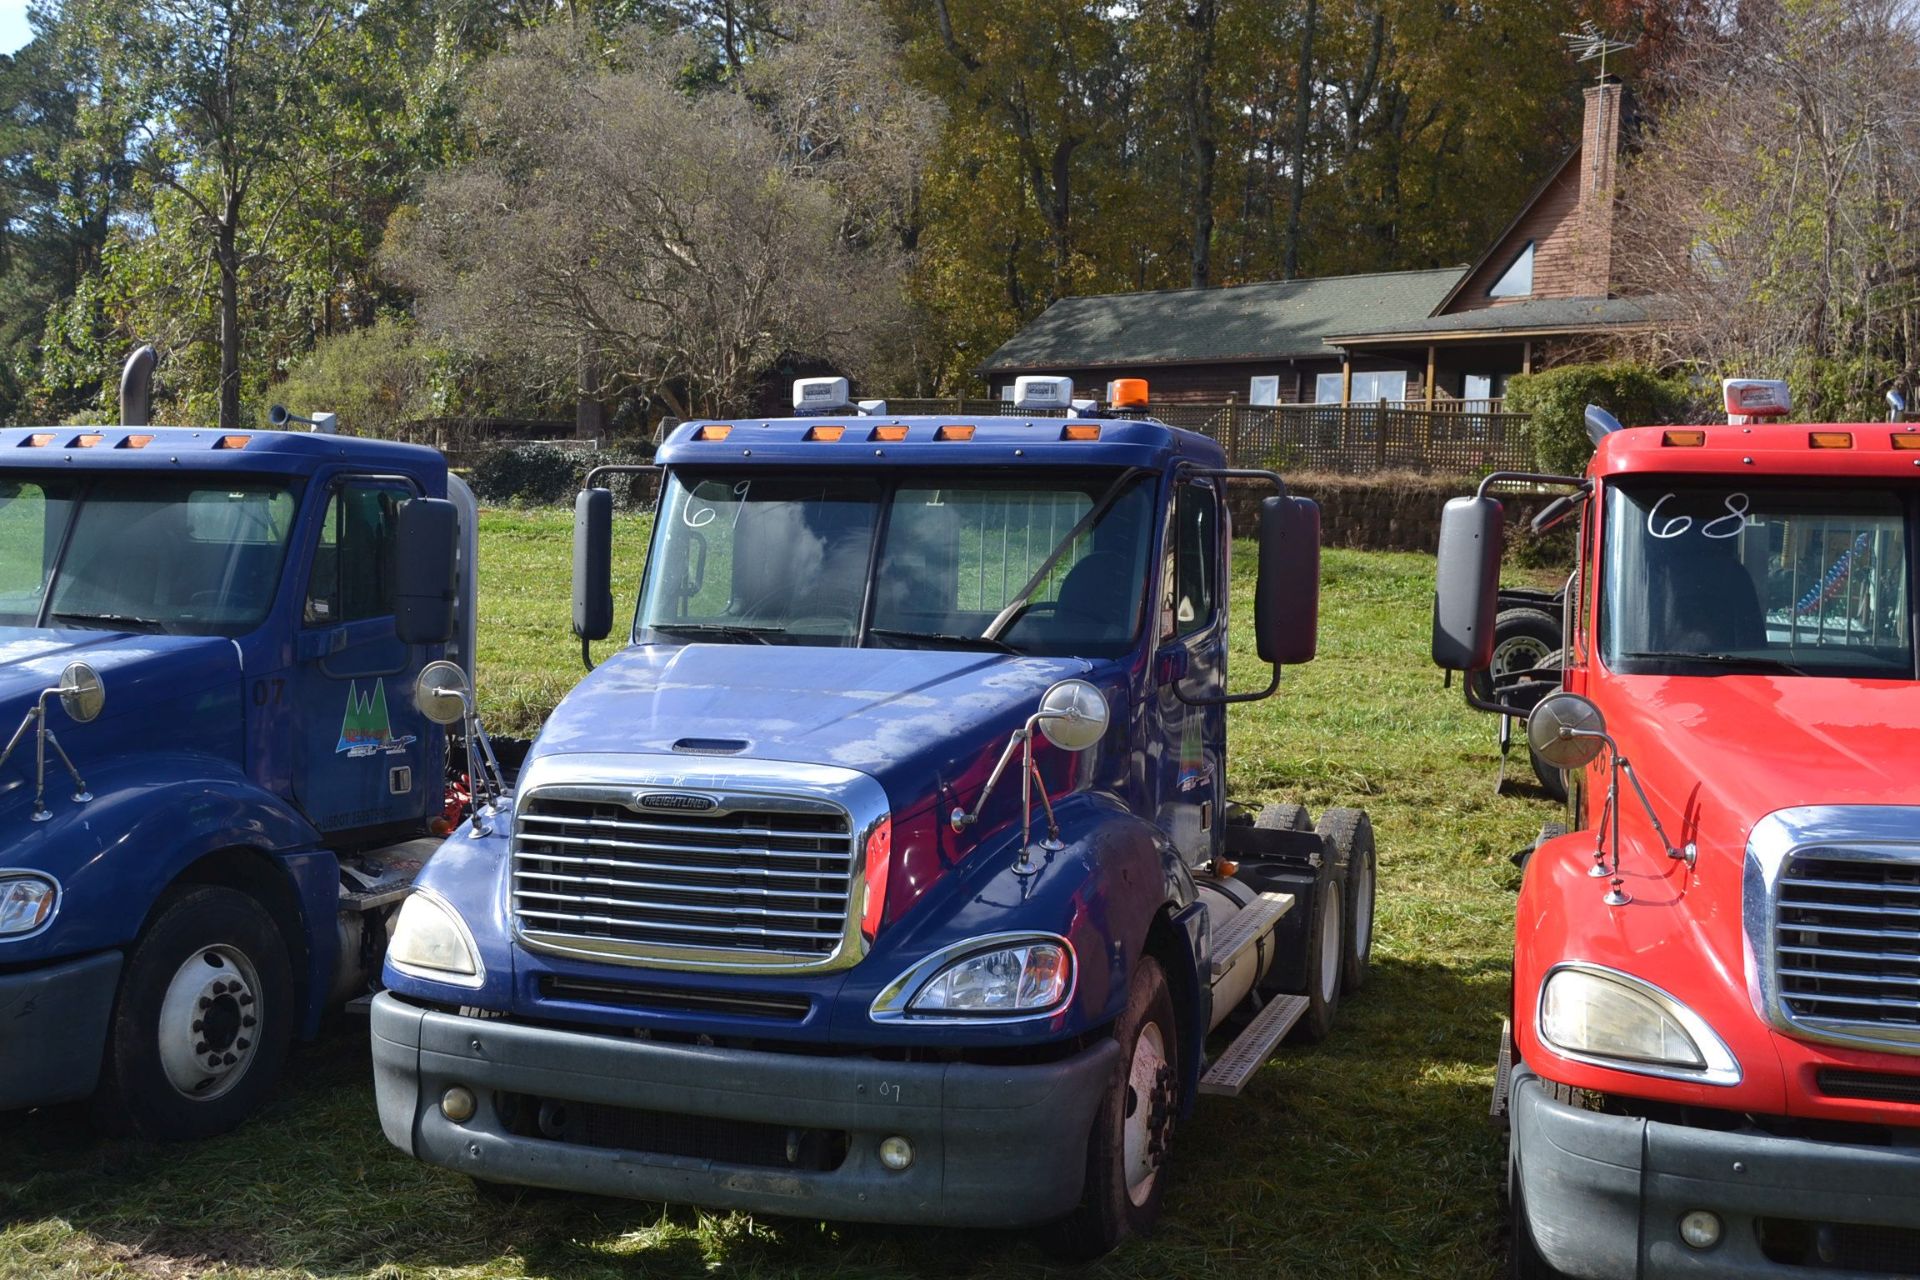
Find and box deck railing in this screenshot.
[881,398,1533,476]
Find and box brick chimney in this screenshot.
[1574,78,1624,297]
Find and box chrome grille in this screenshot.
[1776,851,1920,1032]
[511,788,856,969]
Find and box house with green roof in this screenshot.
[980,80,1657,411]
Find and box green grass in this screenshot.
[0,510,1554,1279]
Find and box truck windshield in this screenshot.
[0,474,300,636]
[636,471,1157,656]
[1602,480,1915,679]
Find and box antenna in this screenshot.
[1559,21,1634,80]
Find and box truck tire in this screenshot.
[94,885,293,1141]
[1524,650,1570,802]
[1317,808,1376,993]
[1044,956,1179,1261]
[1290,876,1344,1044]
[1470,608,1561,702]
[1255,802,1313,833]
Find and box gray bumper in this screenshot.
[1511,1066,1920,1279]
[0,950,121,1110]
[371,992,1120,1227]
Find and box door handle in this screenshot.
[1155,645,1191,686]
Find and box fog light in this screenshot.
[1679,1210,1722,1249]
[878,1135,913,1171]
[441,1085,477,1123]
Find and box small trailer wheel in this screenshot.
[1043,956,1179,1261]
[94,885,293,1140]
[1317,808,1376,993]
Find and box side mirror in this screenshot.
[573,488,614,641]
[414,659,471,726]
[1035,679,1109,751]
[1254,495,1319,666]
[1527,691,1607,770]
[1432,496,1504,671]
[58,660,105,723]
[394,498,458,646]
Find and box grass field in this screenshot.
[0,508,1555,1280]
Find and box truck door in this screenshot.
[1152,478,1227,864]
[290,476,433,837]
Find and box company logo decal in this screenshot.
[337,679,417,757]
[635,791,718,813]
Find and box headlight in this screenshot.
[909,941,1072,1014]
[388,891,483,985]
[1539,963,1739,1084]
[0,874,56,936]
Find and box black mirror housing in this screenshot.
[573,488,614,641]
[394,497,459,646]
[1255,494,1319,666]
[1432,496,1505,671]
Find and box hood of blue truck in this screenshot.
[0,627,238,730]
[527,643,1091,804]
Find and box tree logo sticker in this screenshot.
[337,679,415,757]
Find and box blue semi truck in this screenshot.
[0,350,475,1139]
[372,375,1378,1256]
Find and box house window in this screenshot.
[1315,371,1407,404]
[1489,241,1534,298]
[1464,374,1507,405]
[1315,373,1343,404]
[1248,375,1279,406]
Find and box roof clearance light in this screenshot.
[935,425,975,442]
[215,434,251,449]
[806,425,846,442]
[1062,423,1101,441]
[1012,375,1073,410]
[1662,430,1707,447]
[793,376,851,413]
[695,424,733,441]
[72,433,104,448]
[1108,377,1150,408]
[118,434,153,449]
[869,425,908,442]
[1892,433,1920,450]
[1809,431,1853,449]
[23,434,53,447]
[1722,377,1791,423]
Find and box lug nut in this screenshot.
[195,1041,208,1054]
[198,997,212,1010]
[239,994,255,1007]
[191,1019,203,1032]
[236,1038,250,1050]
[207,1055,221,1067]
[241,1015,256,1028]
[222,1052,236,1065]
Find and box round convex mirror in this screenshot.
[1036,679,1110,752]
[58,661,105,723]
[1526,691,1607,771]
[415,660,471,726]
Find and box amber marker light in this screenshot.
[935,425,975,441]
[1661,430,1707,447]
[869,424,909,442]
[694,424,733,441]
[72,434,104,448]
[1808,431,1853,449]
[23,434,53,447]
[216,434,252,449]
[1109,378,1150,408]
[118,434,153,449]
[1893,433,1920,450]
[1061,423,1101,441]
[805,425,846,442]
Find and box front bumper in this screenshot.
[1511,1065,1920,1279]
[0,950,121,1110]
[371,992,1120,1227]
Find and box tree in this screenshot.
[387,16,920,418]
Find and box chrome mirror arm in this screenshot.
[1556,726,1695,905]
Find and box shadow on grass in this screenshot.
[3,954,1509,1280]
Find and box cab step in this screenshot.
[1198,994,1310,1097]
[1492,1018,1514,1120]
[1209,890,1294,980]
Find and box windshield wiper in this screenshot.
[1623,650,1810,676]
[648,622,777,645]
[50,610,167,634]
[868,627,1017,654]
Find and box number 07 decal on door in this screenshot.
[336,679,417,757]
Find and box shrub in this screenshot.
[1505,361,1695,474]
[270,316,436,439]
[469,440,659,509]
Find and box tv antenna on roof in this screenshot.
[1560,21,1634,80]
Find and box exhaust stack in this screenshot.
[119,346,156,427]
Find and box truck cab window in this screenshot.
[1602,482,1913,678]
[1173,483,1218,637]
[306,482,404,625]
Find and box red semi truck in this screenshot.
[1433,382,1920,1278]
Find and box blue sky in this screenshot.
[0,2,32,56]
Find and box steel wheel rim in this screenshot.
[1121,1020,1171,1207]
[1318,886,1342,1005]
[1352,854,1375,964]
[1491,634,1551,681]
[156,943,262,1101]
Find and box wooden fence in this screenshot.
[884,398,1532,476]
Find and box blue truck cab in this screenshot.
[371,376,1379,1256]
[0,361,473,1139]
